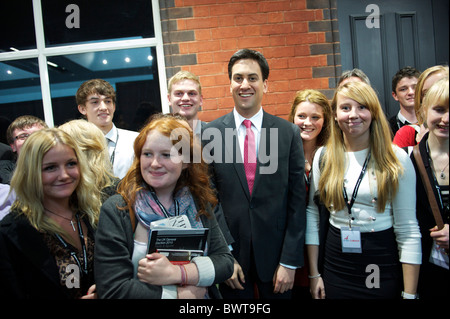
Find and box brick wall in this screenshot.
[160,0,341,122]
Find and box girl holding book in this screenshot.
[94,114,233,299]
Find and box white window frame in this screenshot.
[0,0,168,127]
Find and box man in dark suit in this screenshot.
[202,49,306,299]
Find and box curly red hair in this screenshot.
[117,114,217,228]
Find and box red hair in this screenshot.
[117,114,217,229]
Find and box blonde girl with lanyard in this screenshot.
[411,77,449,299]
[306,81,422,299]
[0,129,101,299]
[94,114,233,299]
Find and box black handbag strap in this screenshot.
[413,144,444,230]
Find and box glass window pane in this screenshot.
[0,1,36,51]
[41,0,154,47]
[0,58,44,143]
[48,47,161,131]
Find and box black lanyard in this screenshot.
[343,151,371,228]
[425,141,448,212]
[109,130,119,165]
[55,214,88,277]
[149,188,180,218]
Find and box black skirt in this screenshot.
[323,225,402,299]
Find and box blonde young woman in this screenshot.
[59,119,119,202]
[288,89,331,297]
[289,89,332,186]
[306,81,422,299]
[0,128,101,298]
[411,77,449,299]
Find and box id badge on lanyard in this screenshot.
[340,151,370,254]
[341,226,362,253]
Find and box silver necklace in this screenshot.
[45,208,76,231]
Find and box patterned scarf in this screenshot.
[134,186,203,230]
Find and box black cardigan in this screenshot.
[0,211,95,299]
[94,194,234,299]
[410,132,449,298]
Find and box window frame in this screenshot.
[0,0,168,127]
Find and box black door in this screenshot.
[337,0,449,118]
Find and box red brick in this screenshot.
[237,36,271,49]
[294,45,310,56]
[190,63,225,76]
[196,52,214,64]
[181,0,217,6]
[193,6,210,17]
[195,29,211,41]
[268,12,284,23]
[259,1,292,12]
[286,33,319,45]
[236,14,268,26]
[292,22,308,33]
[289,78,329,91]
[268,80,290,92]
[212,27,244,39]
[290,0,307,10]
[165,0,336,119]
[217,96,234,109]
[269,35,287,46]
[218,16,236,27]
[185,17,219,29]
[261,23,293,36]
[201,74,229,87]
[270,58,289,70]
[198,109,230,122]
[213,3,258,16]
[270,68,298,81]
[297,67,313,79]
[213,51,236,64]
[203,86,229,101]
[186,40,221,53]
[285,10,316,22]
[277,103,295,116]
[288,56,323,68]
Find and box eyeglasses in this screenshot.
[14,133,31,141]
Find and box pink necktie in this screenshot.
[243,119,256,195]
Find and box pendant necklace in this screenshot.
[45,208,76,231]
[440,162,449,180]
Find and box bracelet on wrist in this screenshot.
[179,265,187,287]
[308,273,321,279]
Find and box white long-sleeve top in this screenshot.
[306,146,422,265]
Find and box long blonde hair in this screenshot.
[10,128,101,236]
[319,81,403,212]
[421,77,449,126]
[414,65,449,125]
[59,119,116,195]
